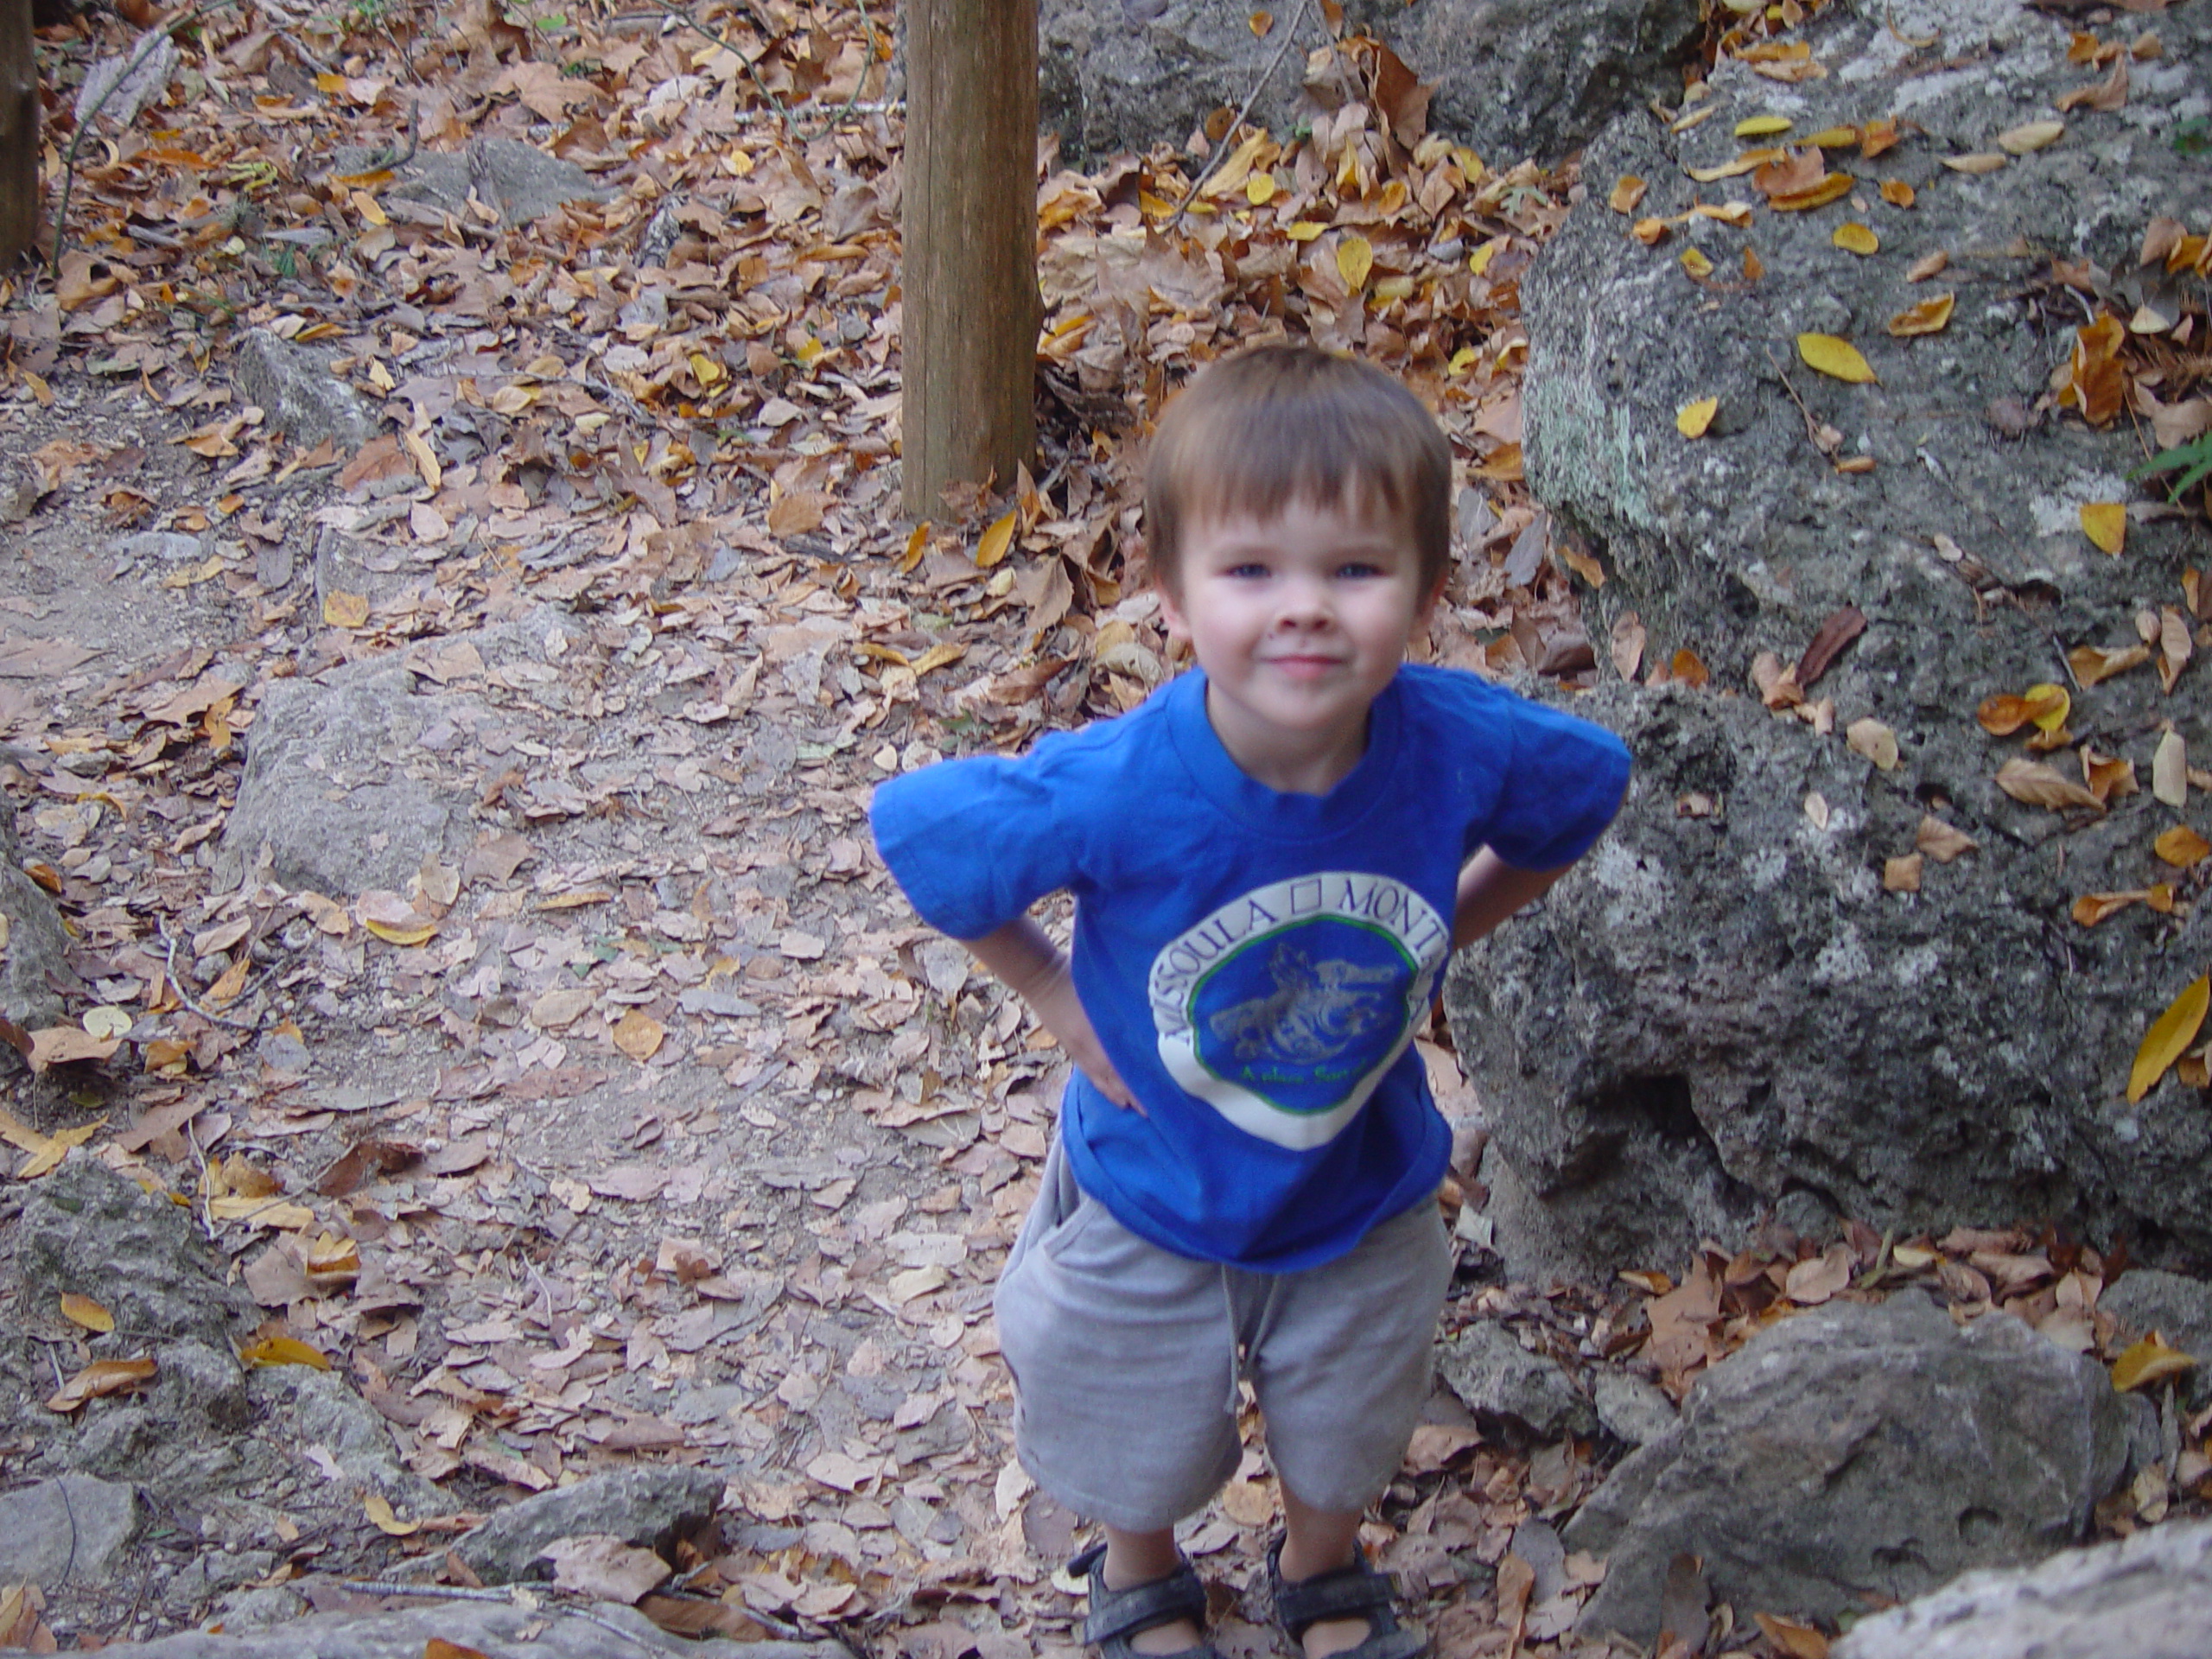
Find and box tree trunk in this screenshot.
[899,0,1039,518]
[0,0,36,265]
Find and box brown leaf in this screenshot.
[1795,606,1866,687]
[2154,824,2211,868]
[1995,758,2104,812]
[2069,643,2152,686]
[1915,816,1979,862]
[2073,891,2146,927]
[1610,612,1647,682]
[47,1356,157,1413]
[1883,853,1923,893]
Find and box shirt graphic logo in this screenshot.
[1149,874,1449,1151]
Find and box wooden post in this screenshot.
[900,0,1039,518]
[0,0,36,264]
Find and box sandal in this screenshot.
[1070,1541,1224,1659]
[1265,1535,1427,1659]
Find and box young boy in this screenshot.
[870,346,1630,1659]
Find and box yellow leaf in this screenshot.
[2026,683,2071,734]
[1770,173,1855,211]
[2112,1332,2197,1391]
[1797,334,1877,384]
[1630,216,1669,246]
[1447,346,1480,376]
[1246,172,1276,205]
[1608,175,1647,213]
[899,522,930,574]
[1688,154,1768,181]
[1285,220,1327,242]
[1336,234,1374,295]
[322,590,371,630]
[2074,892,2145,927]
[12,1113,102,1174]
[362,917,437,947]
[1249,9,1274,35]
[2080,502,2126,555]
[1680,246,1714,279]
[1735,114,1794,137]
[47,1356,157,1413]
[1754,1612,1833,1659]
[910,641,967,676]
[1879,179,1916,207]
[975,509,1018,569]
[1803,125,1860,149]
[1466,235,1503,272]
[2129,975,2209,1103]
[1743,245,1765,281]
[1689,201,1753,227]
[1998,118,2065,154]
[1887,292,1955,336]
[689,352,724,387]
[2154,824,2211,868]
[1676,397,1719,438]
[60,1293,114,1333]
[363,1492,422,1535]
[1832,222,1879,255]
[612,1008,665,1061]
[240,1335,333,1370]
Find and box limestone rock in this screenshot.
[0,1474,138,1586]
[54,1600,833,1658]
[1565,1295,2133,1645]
[1437,1320,1596,1442]
[2101,1269,2212,1411]
[1448,0,2212,1280]
[216,658,465,897]
[1592,1370,1675,1448]
[0,797,73,1029]
[1039,0,1696,168]
[232,331,379,450]
[331,137,613,229]
[1834,1516,2212,1659]
[453,1465,726,1584]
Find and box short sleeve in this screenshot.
[1480,696,1631,870]
[868,747,1083,939]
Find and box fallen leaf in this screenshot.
[1796,606,1866,686]
[1755,1612,1832,1659]
[60,1293,114,1333]
[1884,853,1923,893]
[2081,502,2126,555]
[323,590,370,629]
[1735,115,1794,137]
[362,916,437,947]
[1916,816,1978,862]
[1631,216,1669,246]
[612,1009,666,1061]
[2113,1332,2197,1391]
[1611,613,1646,682]
[1336,234,1373,295]
[1941,152,2009,174]
[2057,55,2129,113]
[2128,976,2209,1103]
[47,1356,157,1413]
[2073,892,2145,927]
[1670,647,1709,688]
[1676,397,1719,438]
[1832,222,1879,255]
[1995,759,2103,812]
[1680,246,1714,280]
[1879,178,1916,207]
[239,1335,332,1370]
[2154,825,2210,868]
[364,1492,421,1535]
[974,509,1017,570]
[543,1533,672,1604]
[1798,334,1876,383]
[2154,730,2187,807]
[28,1027,121,1071]
[1887,292,1955,336]
[2069,643,2150,685]
[1609,175,1647,213]
[1906,251,1948,282]
[1997,118,2065,155]
[1847,717,1900,771]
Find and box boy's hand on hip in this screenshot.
[960,918,1143,1113]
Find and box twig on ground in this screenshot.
[272,28,337,77]
[1166,0,1313,232]
[156,921,267,1033]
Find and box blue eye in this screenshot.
[1226,562,1270,579]
[1336,562,1384,580]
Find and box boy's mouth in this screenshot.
[1262,653,1345,679]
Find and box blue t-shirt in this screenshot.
[869,664,1630,1272]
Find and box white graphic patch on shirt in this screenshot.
[1148,873,1450,1151]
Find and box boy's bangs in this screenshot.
[1166,408,1423,536]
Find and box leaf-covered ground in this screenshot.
[0,0,2207,1651]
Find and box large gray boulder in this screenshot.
[453,1465,727,1585]
[1437,1320,1598,1442]
[1448,0,2212,1278]
[1039,0,1698,168]
[0,796,73,1028]
[1834,1516,2212,1659]
[60,1600,831,1658]
[232,331,380,450]
[1565,1295,2134,1644]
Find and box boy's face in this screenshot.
[1157,494,1442,790]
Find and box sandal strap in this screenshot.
[1074,1548,1210,1647]
[1268,1539,1402,1640]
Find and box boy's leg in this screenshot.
[1097,1526,1205,1656]
[1243,1197,1455,1656]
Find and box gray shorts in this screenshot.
[993,1137,1453,1533]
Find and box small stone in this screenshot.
[1592,1370,1677,1447]
[114,531,206,563]
[454,1466,725,1584]
[1436,1321,1597,1443]
[231,330,379,450]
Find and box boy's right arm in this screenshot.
[960,918,1141,1112]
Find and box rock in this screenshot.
[1451,0,2212,1275]
[1832,1516,2212,1659]
[452,1466,726,1584]
[331,137,613,229]
[1436,1320,1596,1442]
[2101,1269,2212,1411]
[251,1369,444,1513]
[216,657,466,897]
[1592,1370,1675,1448]
[0,797,74,1029]
[231,331,379,450]
[113,531,206,563]
[1565,1295,2133,1645]
[16,1160,257,1428]
[56,1600,832,1658]
[1039,0,1696,168]
[0,1474,138,1586]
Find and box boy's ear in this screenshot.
[1414,572,1447,628]
[1156,578,1192,643]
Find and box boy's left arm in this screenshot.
[1451,849,1573,950]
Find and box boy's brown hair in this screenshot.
[1144,345,1453,595]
